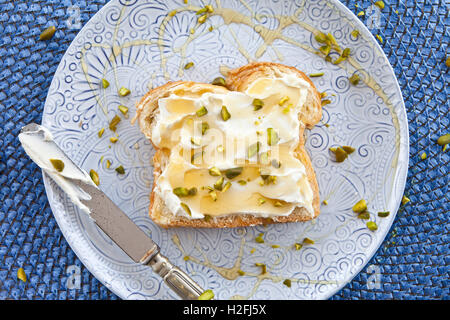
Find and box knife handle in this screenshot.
[147,252,204,300]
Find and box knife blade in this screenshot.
[19,123,205,300]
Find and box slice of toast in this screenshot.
[135,62,322,228]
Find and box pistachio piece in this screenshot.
[402,195,410,205]
[267,128,279,145]
[211,77,226,86]
[342,48,351,58]
[115,165,125,174]
[352,199,367,213]
[198,289,214,300]
[283,279,292,287]
[309,72,324,77]
[349,74,360,85]
[50,159,65,172]
[222,181,232,192]
[225,167,243,179]
[314,32,328,43]
[303,237,315,244]
[102,79,110,89]
[205,4,214,13]
[252,98,264,111]
[255,235,264,243]
[342,146,356,154]
[221,106,231,121]
[330,146,348,162]
[209,190,218,201]
[351,29,360,38]
[110,137,118,143]
[238,270,246,276]
[196,106,208,117]
[278,96,290,106]
[204,214,212,222]
[376,34,383,43]
[188,187,197,196]
[214,176,224,190]
[366,221,378,231]
[375,1,385,10]
[168,10,177,17]
[173,187,189,197]
[196,7,207,15]
[198,14,207,24]
[420,152,427,160]
[39,26,56,41]
[184,62,194,69]
[357,212,370,220]
[118,87,131,97]
[17,268,27,282]
[208,167,221,176]
[258,198,266,205]
[109,115,121,131]
[118,105,129,115]
[247,142,260,158]
[319,45,331,56]
[201,122,209,135]
[237,180,247,185]
[98,128,105,138]
[274,201,283,207]
[294,243,303,250]
[378,211,390,218]
[180,203,191,216]
[437,133,450,146]
[90,169,100,186]
[106,160,111,169]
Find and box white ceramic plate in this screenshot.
[41,0,409,299]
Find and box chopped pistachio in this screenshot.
[278,96,290,106]
[190,28,195,34]
[437,133,450,146]
[420,152,427,160]
[402,195,410,205]
[330,146,348,162]
[446,57,450,68]
[282,104,292,113]
[221,105,231,121]
[183,256,190,261]
[267,128,279,146]
[118,87,131,97]
[351,29,360,38]
[209,190,218,201]
[225,167,243,179]
[168,10,177,17]
[274,201,283,207]
[322,200,328,205]
[238,270,246,276]
[197,289,214,300]
[349,73,360,85]
[357,211,370,220]
[39,26,56,40]
[110,137,118,143]
[102,78,110,89]
[319,45,331,56]
[184,62,194,69]
[320,92,328,99]
[237,180,247,185]
[115,165,125,174]
[106,159,111,169]
[271,245,280,249]
[314,32,328,43]
[211,77,226,86]
[342,48,351,58]
[255,235,264,243]
[90,169,100,186]
[98,128,105,138]
[109,115,121,131]
[198,14,207,24]
[180,202,191,216]
[252,98,264,111]
[376,34,383,43]
[214,176,224,190]
[191,136,201,146]
[327,33,338,47]
[204,214,212,222]
[49,159,64,172]
[366,221,378,231]
[208,25,214,32]
[250,248,256,254]
[309,72,324,77]
[118,105,129,116]
[258,198,266,205]
[378,211,390,218]
[342,146,356,154]
[222,181,232,192]
[255,263,267,275]
[201,122,209,135]
[17,268,27,282]
[303,237,315,244]
[196,106,208,117]
[247,142,260,158]
[196,7,207,15]
[294,243,302,250]
[374,1,385,10]
[321,99,331,106]
[352,199,367,213]
[283,279,292,287]
[357,11,365,16]
[209,167,221,176]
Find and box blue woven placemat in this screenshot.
[0,0,448,300]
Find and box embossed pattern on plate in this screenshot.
[42,0,408,300]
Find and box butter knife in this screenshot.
[20,123,204,300]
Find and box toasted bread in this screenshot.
[135,62,322,228]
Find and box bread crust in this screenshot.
[135,62,322,228]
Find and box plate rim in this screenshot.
[41,0,410,300]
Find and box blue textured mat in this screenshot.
[0,0,448,300]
